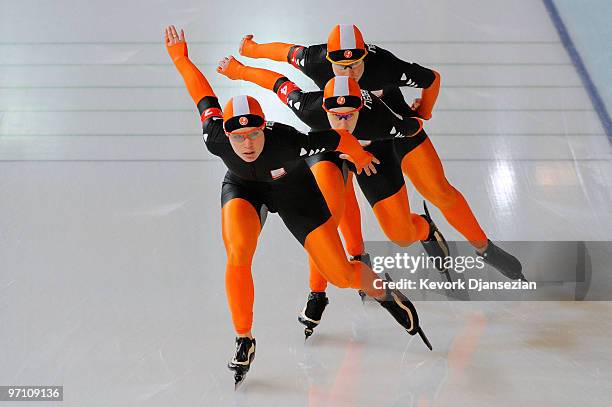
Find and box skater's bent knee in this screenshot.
[421,183,459,207]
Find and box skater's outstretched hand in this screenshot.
[239,34,255,56]
[339,153,380,176]
[217,56,245,80]
[165,25,187,62]
[411,98,422,112]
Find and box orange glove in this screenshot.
[218,56,283,91]
[167,41,188,63]
[335,129,375,173]
[164,26,188,63]
[164,25,215,104]
[218,56,245,80]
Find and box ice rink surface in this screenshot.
[1,0,611,406]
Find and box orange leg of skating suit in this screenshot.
[372,185,430,246]
[222,198,261,335]
[308,161,346,292]
[401,137,487,247]
[339,171,365,257]
[241,37,295,62]
[304,218,384,298]
[308,163,366,292]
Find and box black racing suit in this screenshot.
[272,77,425,206]
[199,96,347,245]
[287,43,436,159]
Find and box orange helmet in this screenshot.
[322,76,363,112]
[223,95,265,134]
[326,24,367,65]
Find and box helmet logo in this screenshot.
[239,116,249,126]
[337,96,346,105]
[343,50,352,59]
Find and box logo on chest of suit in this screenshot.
[239,116,249,126]
[337,96,345,105]
[343,50,353,59]
[270,167,287,179]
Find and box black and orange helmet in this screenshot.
[326,24,367,65]
[322,76,363,112]
[223,95,265,134]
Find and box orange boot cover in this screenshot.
[401,138,487,247]
[303,218,384,298]
[372,185,429,245]
[241,35,296,62]
[308,161,347,292]
[339,171,365,257]
[222,198,261,335]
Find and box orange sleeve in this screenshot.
[416,70,441,120]
[167,42,216,104]
[223,58,284,91]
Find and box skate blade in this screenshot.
[417,327,433,351]
[234,374,245,390]
[441,270,453,285]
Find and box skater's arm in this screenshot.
[377,46,441,120]
[217,56,285,91]
[165,26,217,105]
[239,34,296,62]
[412,70,440,120]
[218,56,327,129]
[274,122,378,174]
[165,26,228,156]
[352,95,423,141]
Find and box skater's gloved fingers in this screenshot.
[239,35,254,55]
[217,56,229,73]
[165,26,189,61]
[217,56,244,78]
[217,56,234,73]
[362,158,379,176]
[164,26,179,46]
[170,25,179,40]
[367,162,378,176]
[340,154,378,176]
[411,98,422,110]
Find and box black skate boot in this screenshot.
[375,273,432,350]
[228,337,256,389]
[477,240,526,281]
[420,201,452,284]
[298,292,329,340]
[350,253,372,302]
